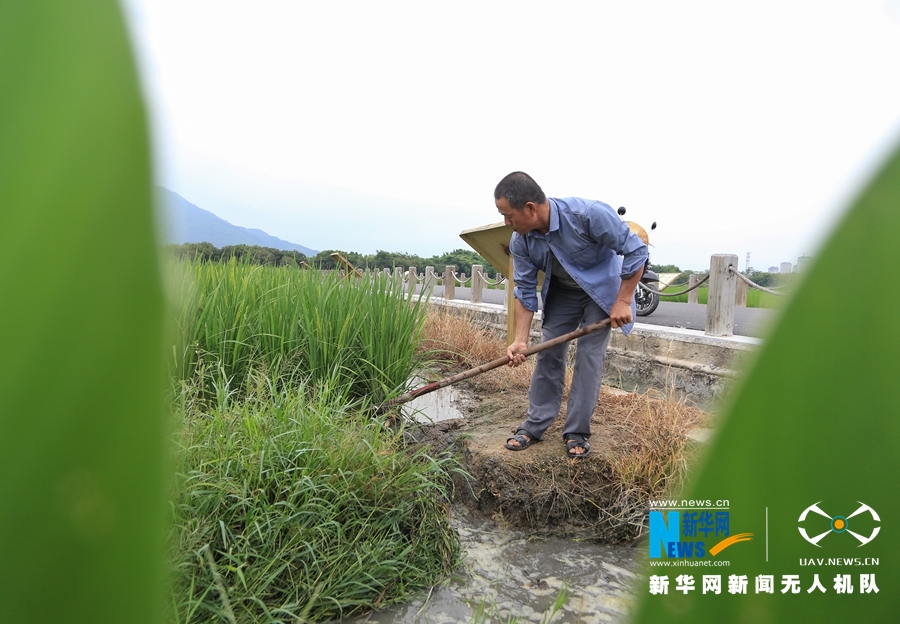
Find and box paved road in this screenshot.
[634,301,777,338]
[429,286,777,339]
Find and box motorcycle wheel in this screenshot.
[635,282,660,316]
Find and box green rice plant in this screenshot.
[746,287,787,309]
[168,374,462,622]
[169,259,428,407]
[1,1,166,622]
[663,284,708,305]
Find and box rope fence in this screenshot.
[332,252,790,339]
[728,266,786,296]
[638,274,710,297]
[449,271,472,286]
[481,274,507,286]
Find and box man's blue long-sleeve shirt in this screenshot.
[510,197,649,335]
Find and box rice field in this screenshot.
[662,284,788,309]
[168,259,428,404]
[166,259,461,622]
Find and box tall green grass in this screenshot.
[168,374,461,622]
[166,259,462,622]
[170,259,428,405]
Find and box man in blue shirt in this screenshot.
[496,172,648,458]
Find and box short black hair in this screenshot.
[494,171,546,210]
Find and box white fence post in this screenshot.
[471,264,484,303]
[424,266,435,293]
[688,274,700,305]
[443,265,456,301]
[705,254,738,337]
[735,277,748,307]
[408,266,417,294]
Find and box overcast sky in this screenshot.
[123,0,900,271]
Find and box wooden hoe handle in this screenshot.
[378,317,612,411]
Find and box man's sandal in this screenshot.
[505,429,535,451]
[564,436,591,459]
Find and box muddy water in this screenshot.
[350,506,641,623]
[353,384,643,623]
[403,378,468,423]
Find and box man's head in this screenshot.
[494,171,545,210]
[494,171,550,235]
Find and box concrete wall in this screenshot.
[428,299,761,408]
[605,325,759,407]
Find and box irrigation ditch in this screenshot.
[339,306,716,623]
[351,376,710,623]
[348,501,641,624]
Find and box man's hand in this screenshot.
[610,266,644,328]
[508,298,535,367]
[507,340,528,367]
[609,298,634,328]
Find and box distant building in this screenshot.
[797,255,812,272]
[768,266,779,273]
[780,262,793,274]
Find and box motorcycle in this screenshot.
[617,206,660,316]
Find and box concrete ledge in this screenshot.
[428,299,760,406]
[604,322,760,406]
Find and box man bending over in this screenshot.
[496,171,648,458]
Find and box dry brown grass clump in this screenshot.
[601,390,708,488]
[598,389,710,528]
[419,307,535,392]
[419,307,501,366]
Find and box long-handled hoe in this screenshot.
[376,317,612,414]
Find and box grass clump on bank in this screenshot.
[166,261,462,622]
[168,378,461,623]
[601,390,709,529]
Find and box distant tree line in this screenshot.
[165,242,310,267]
[650,263,682,274]
[740,269,801,288]
[165,243,498,276]
[313,248,498,276]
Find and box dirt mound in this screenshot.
[414,385,709,542]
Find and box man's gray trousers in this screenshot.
[517,283,611,441]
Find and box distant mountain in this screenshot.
[158,187,318,256]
